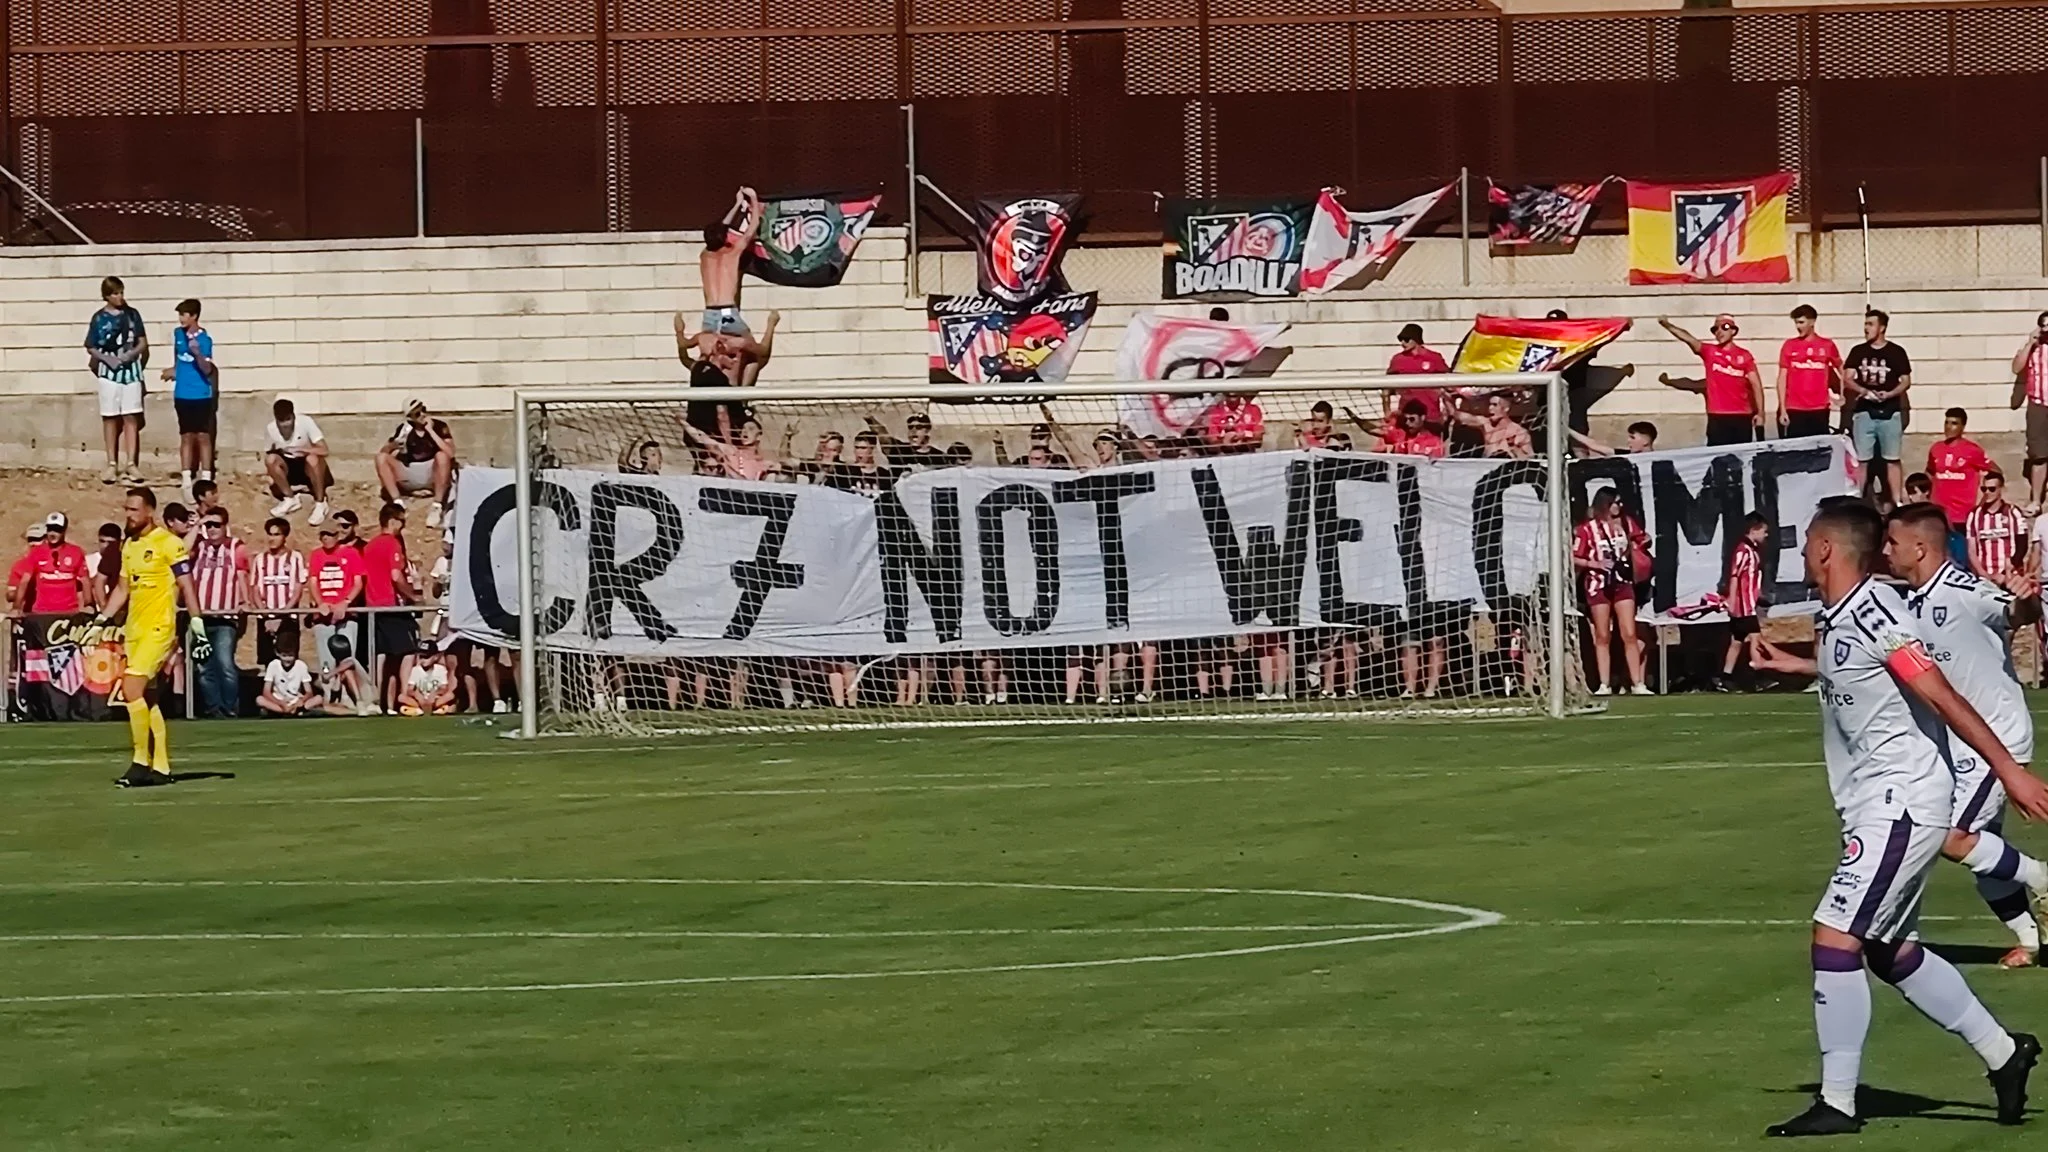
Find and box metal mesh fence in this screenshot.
[7,1,2048,245]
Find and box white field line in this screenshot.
[0,922,1434,943]
[0,879,1501,1005]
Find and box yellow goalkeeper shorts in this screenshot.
[123,623,178,680]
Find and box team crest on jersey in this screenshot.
[1932,605,1948,627]
[1839,836,1864,866]
[1832,638,1850,664]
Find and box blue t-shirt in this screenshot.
[84,306,146,384]
[172,327,214,402]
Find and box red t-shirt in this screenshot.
[1204,400,1265,448]
[1701,342,1759,415]
[1377,426,1446,459]
[26,541,88,614]
[307,545,366,608]
[1389,347,1450,376]
[6,549,33,601]
[360,533,408,609]
[1928,437,1993,525]
[1778,335,1841,412]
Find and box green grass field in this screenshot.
[11,697,2048,1150]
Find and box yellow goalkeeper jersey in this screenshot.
[121,526,189,634]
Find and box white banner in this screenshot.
[1113,314,1291,439]
[1568,434,1857,625]
[447,436,1855,656]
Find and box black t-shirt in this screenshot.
[886,442,947,473]
[391,418,453,464]
[1844,341,1912,419]
[824,463,897,498]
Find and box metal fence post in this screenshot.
[415,117,426,238]
[2038,155,2046,278]
[903,102,919,300]
[1459,165,1471,287]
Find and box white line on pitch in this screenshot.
[0,922,1436,943]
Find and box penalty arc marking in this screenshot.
[0,878,1504,1006]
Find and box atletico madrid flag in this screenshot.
[1625,173,1795,285]
[1451,315,1631,375]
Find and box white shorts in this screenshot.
[397,460,437,494]
[1813,816,1947,943]
[97,376,143,417]
[1951,754,2009,835]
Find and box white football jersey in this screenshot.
[1903,561,2032,763]
[1814,577,1954,827]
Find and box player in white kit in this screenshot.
[1887,502,2048,966]
[1753,500,2048,1136]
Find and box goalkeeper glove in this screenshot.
[186,617,212,663]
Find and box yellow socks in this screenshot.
[146,703,170,774]
[123,697,150,767]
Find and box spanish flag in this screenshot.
[1451,315,1631,374]
[1625,173,1795,285]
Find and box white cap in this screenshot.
[23,522,43,539]
[43,512,66,531]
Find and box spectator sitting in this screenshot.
[398,640,458,716]
[315,631,371,716]
[258,625,320,717]
[264,397,333,526]
[376,399,458,530]
[19,513,88,618]
[1903,472,1934,507]
[1453,392,1534,459]
[160,297,217,495]
[85,275,148,485]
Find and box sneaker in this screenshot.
[1397,689,1415,700]
[994,692,1008,705]
[491,699,509,714]
[1765,1099,1862,1137]
[1095,694,1109,705]
[1998,946,2038,969]
[114,763,165,788]
[308,501,328,527]
[271,494,303,517]
[1342,689,1358,700]
[102,465,119,485]
[1132,692,1153,704]
[1989,1031,2041,1125]
[1319,689,1337,700]
[1592,684,1612,697]
[983,694,998,706]
[426,503,444,530]
[1631,684,1654,696]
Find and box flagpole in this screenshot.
[1459,166,1471,287]
[902,103,919,301]
[1857,182,1871,309]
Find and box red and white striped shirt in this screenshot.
[1968,502,2028,579]
[251,547,308,612]
[2025,341,2048,407]
[1725,538,1764,618]
[188,536,250,616]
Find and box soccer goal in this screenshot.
[461,373,1585,736]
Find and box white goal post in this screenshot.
[486,372,1579,738]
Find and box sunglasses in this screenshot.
[1712,324,1737,333]
[203,521,225,529]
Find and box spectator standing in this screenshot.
[867,413,947,472]
[160,298,217,495]
[85,276,148,485]
[1843,309,1913,509]
[1571,489,1653,696]
[1655,314,1765,445]
[361,502,421,713]
[1777,304,1843,438]
[264,397,332,526]
[1927,407,1993,567]
[683,417,770,480]
[84,521,122,609]
[6,523,40,610]
[1452,393,1533,459]
[257,626,320,717]
[188,506,250,718]
[1386,324,1451,431]
[829,432,898,497]
[306,523,366,682]
[1720,514,1770,691]
[1371,401,1447,458]
[251,516,309,667]
[1570,420,1660,458]
[1904,473,1934,507]
[1295,401,1336,449]
[185,479,222,545]
[1966,472,2028,582]
[1203,393,1265,455]
[2011,310,2048,513]
[376,400,458,530]
[17,514,87,617]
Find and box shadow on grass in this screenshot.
[167,771,237,783]
[1925,942,2025,968]
[1780,1083,2004,1125]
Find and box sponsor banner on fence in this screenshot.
[448,437,1853,656]
[746,191,880,288]
[927,293,1096,386]
[1569,435,1856,624]
[1161,197,1314,300]
[972,194,1079,309]
[9,613,127,720]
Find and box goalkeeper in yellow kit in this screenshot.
[97,487,203,787]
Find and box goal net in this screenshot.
[453,375,1585,735]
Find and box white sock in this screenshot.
[2008,911,2043,951]
[1894,949,2017,1069]
[1963,832,2048,891]
[180,469,192,489]
[1814,969,1869,1116]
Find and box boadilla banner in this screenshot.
[1162,197,1314,300]
[746,191,880,288]
[446,437,1853,658]
[972,194,1079,309]
[927,293,1097,386]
